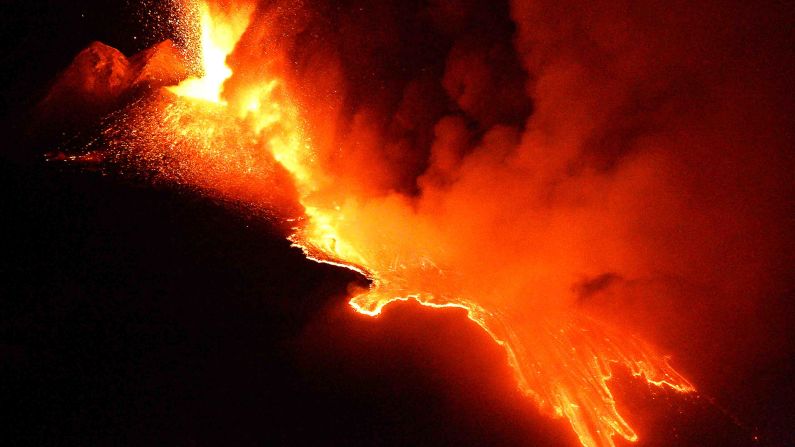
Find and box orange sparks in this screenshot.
[167,1,254,103]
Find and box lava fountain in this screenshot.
[71,1,699,446]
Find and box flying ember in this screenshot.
[77,1,702,446]
[167,2,253,103]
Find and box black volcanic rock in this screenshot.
[36,41,129,124]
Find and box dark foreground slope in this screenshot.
[0,159,565,446]
[0,158,777,447]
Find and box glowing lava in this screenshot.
[96,2,697,446]
[167,1,254,103]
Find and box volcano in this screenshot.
[2,0,794,446]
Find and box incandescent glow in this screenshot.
[167,1,253,103]
[95,2,698,447]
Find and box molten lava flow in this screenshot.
[98,2,697,447]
